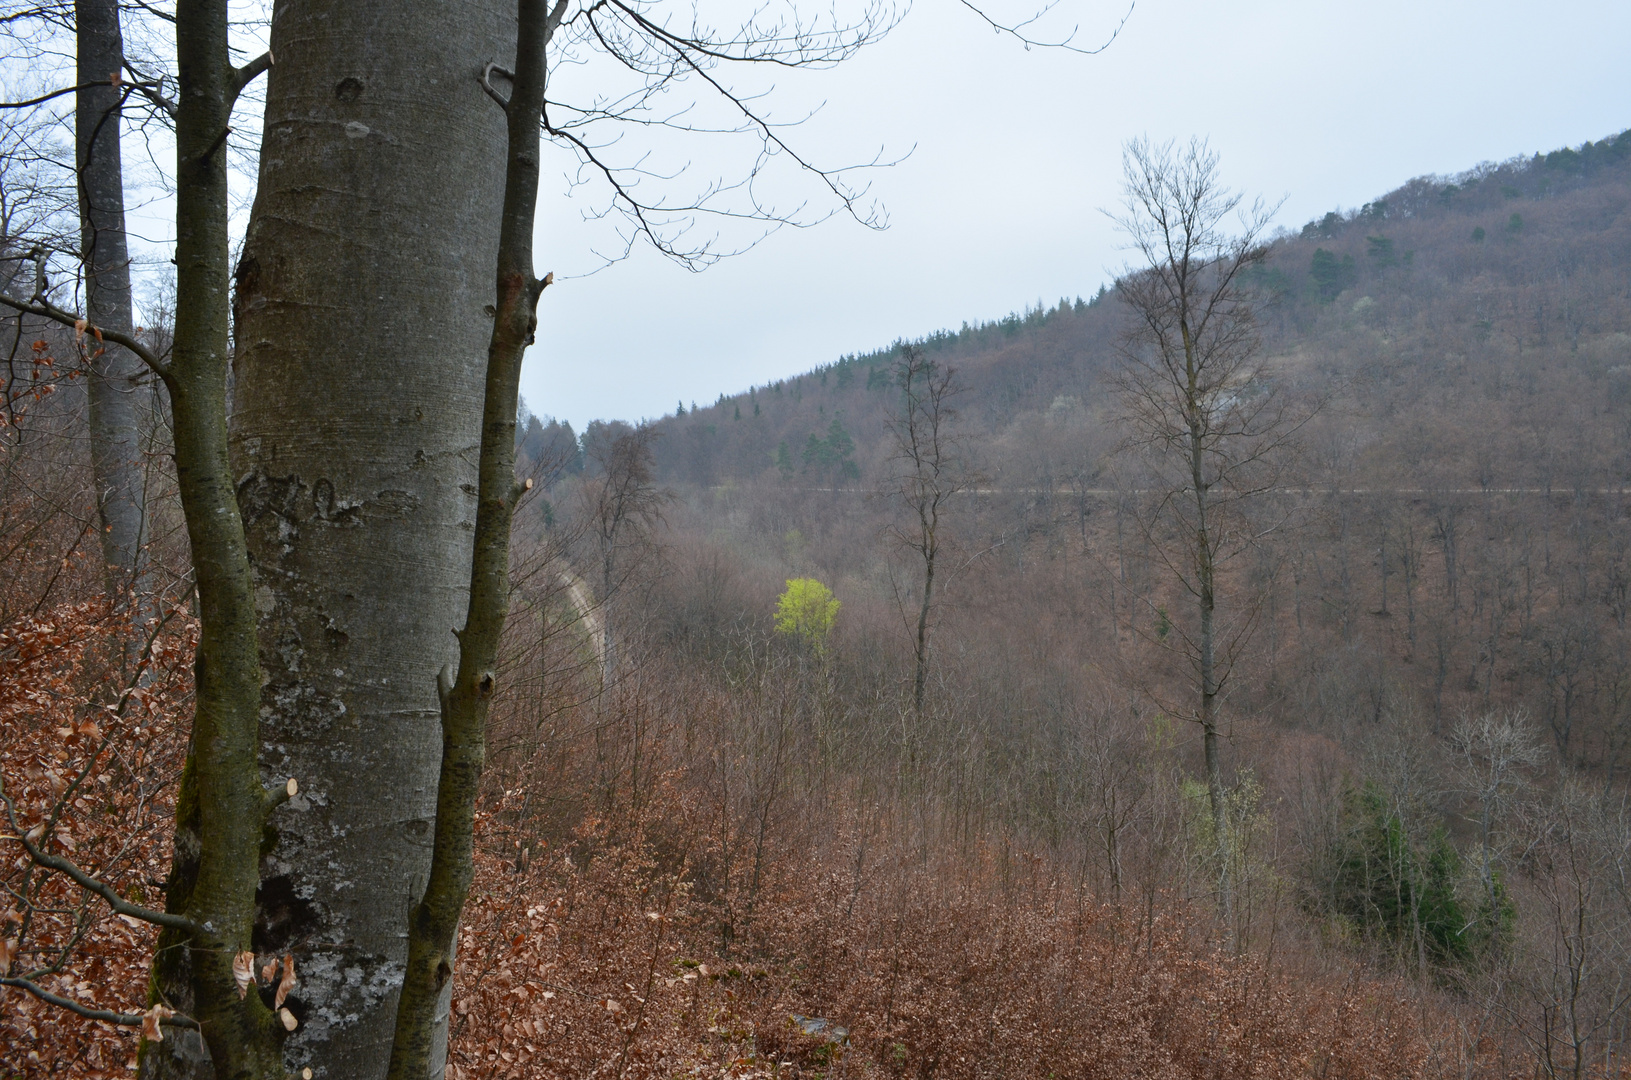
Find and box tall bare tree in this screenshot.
[76,0,147,601]
[885,344,964,717]
[581,420,665,680]
[387,0,553,1070]
[1108,136,1298,924]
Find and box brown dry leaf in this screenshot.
[72,318,87,341]
[604,998,623,1013]
[141,1004,173,1043]
[275,953,296,1009]
[232,950,255,999]
[278,1007,298,1031]
[261,959,278,984]
[0,936,15,975]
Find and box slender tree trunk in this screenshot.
[1185,322,1231,931]
[601,545,618,681]
[388,0,551,1069]
[913,524,935,716]
[142,3,283,1076]
[77,0,148,599]
[230,4,511,1074]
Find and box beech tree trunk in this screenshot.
[77,0,148,597]
[389,2,553,1067]
[231,3,511,1076]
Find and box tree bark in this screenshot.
[142,2,284,1075]
[230,3,512,1075]
[389,1,552,1069]
[76,0,148,599]
[914,537,935,715]
[1183,317,1231,935]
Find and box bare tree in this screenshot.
[1452,708,1543,943]
[388,1,553,1070]
[0,0,159,602]
[1107,136,1299,924]
[884,344,965,717]
[76,0,148,601]
[581,420,666,680]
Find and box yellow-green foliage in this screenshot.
[774,578,840,654]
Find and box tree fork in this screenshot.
[386,1,554,1073]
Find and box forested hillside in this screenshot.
[6,71,1631,1073]
[635,128,1631,495]
[494,128,1631,1076]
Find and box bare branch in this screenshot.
[0,252,168,373]
[955,0,1133,54]
[229,50,273,107]
[0,975,198,1030]
[0,80,113,110]
[0,776,199,933]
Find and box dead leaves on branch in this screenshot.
[139,1003,173,1043]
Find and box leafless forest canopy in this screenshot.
[516,129,1631,1072]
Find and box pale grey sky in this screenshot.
[522,0,1631,429]
[7,1,1623,430]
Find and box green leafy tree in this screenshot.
[1322,781,1481,972]
[825,417,856,461]
[776,440,796,479]
[774,578,841,656]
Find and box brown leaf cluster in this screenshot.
[0,594,195,1076]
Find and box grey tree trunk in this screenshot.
[77,0,148,597]
[231,3,511,1076]
[1184,319,1231,936]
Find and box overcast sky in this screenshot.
[522,0,1631,429]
